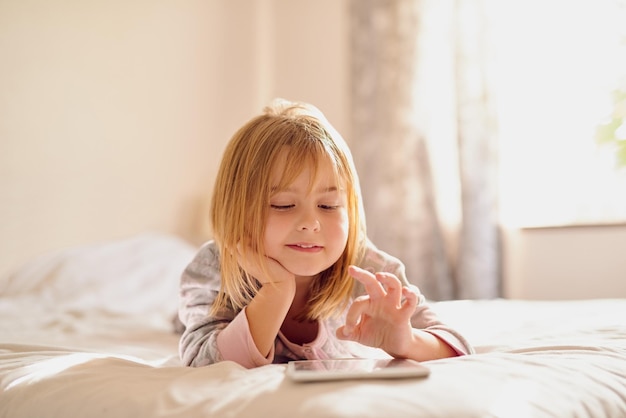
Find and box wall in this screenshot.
[0,0,349,279]
[503,225,626,299]
[270,1,350,138]
[2,0,623,299]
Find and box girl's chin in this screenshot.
[293,273,321,281]
[290,269,323,279]
[283,264,332,279]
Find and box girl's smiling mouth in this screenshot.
[287,243,323,252]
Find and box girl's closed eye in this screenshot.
[319,204,340,210]
[271,203,295,210]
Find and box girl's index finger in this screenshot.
[348,265,386,300]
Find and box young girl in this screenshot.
[178,99,473,368]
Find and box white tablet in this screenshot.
[286,358,430,382]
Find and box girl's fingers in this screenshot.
[350,265,405,305]
[374,272,403,307]
[400,286,418,314]
[349,265,386,300]
[340,267,419,342]
[341,295,369,336]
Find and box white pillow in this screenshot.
[0,233,196,316]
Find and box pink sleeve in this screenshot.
[424,328,473,356]
[216,307,274,368]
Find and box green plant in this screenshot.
[595,88,626,168]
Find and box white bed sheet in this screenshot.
[1,234,625,418]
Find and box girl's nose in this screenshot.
[298,210,321,232]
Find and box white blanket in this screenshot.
[1,234,625,417]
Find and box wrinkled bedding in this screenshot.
[1,234,625,418]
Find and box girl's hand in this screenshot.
[236,244,296,358]
[336,265,419,358]
[236,243,295,286]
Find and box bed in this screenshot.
[1,233,625,418]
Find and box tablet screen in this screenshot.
[286,358,430,382]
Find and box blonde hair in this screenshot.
[210,99,367,320]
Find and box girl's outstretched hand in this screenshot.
[335,265,419,358]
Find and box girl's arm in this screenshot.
[234,249,296,359]
[178,242,233,367]
[179,241,297,368]
[244,280,295,357]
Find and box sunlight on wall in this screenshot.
[493,1,626,227]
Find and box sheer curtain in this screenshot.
[349,0,500,300]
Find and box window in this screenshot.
[493,1,626,227]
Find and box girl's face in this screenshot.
[264,154,349,279]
